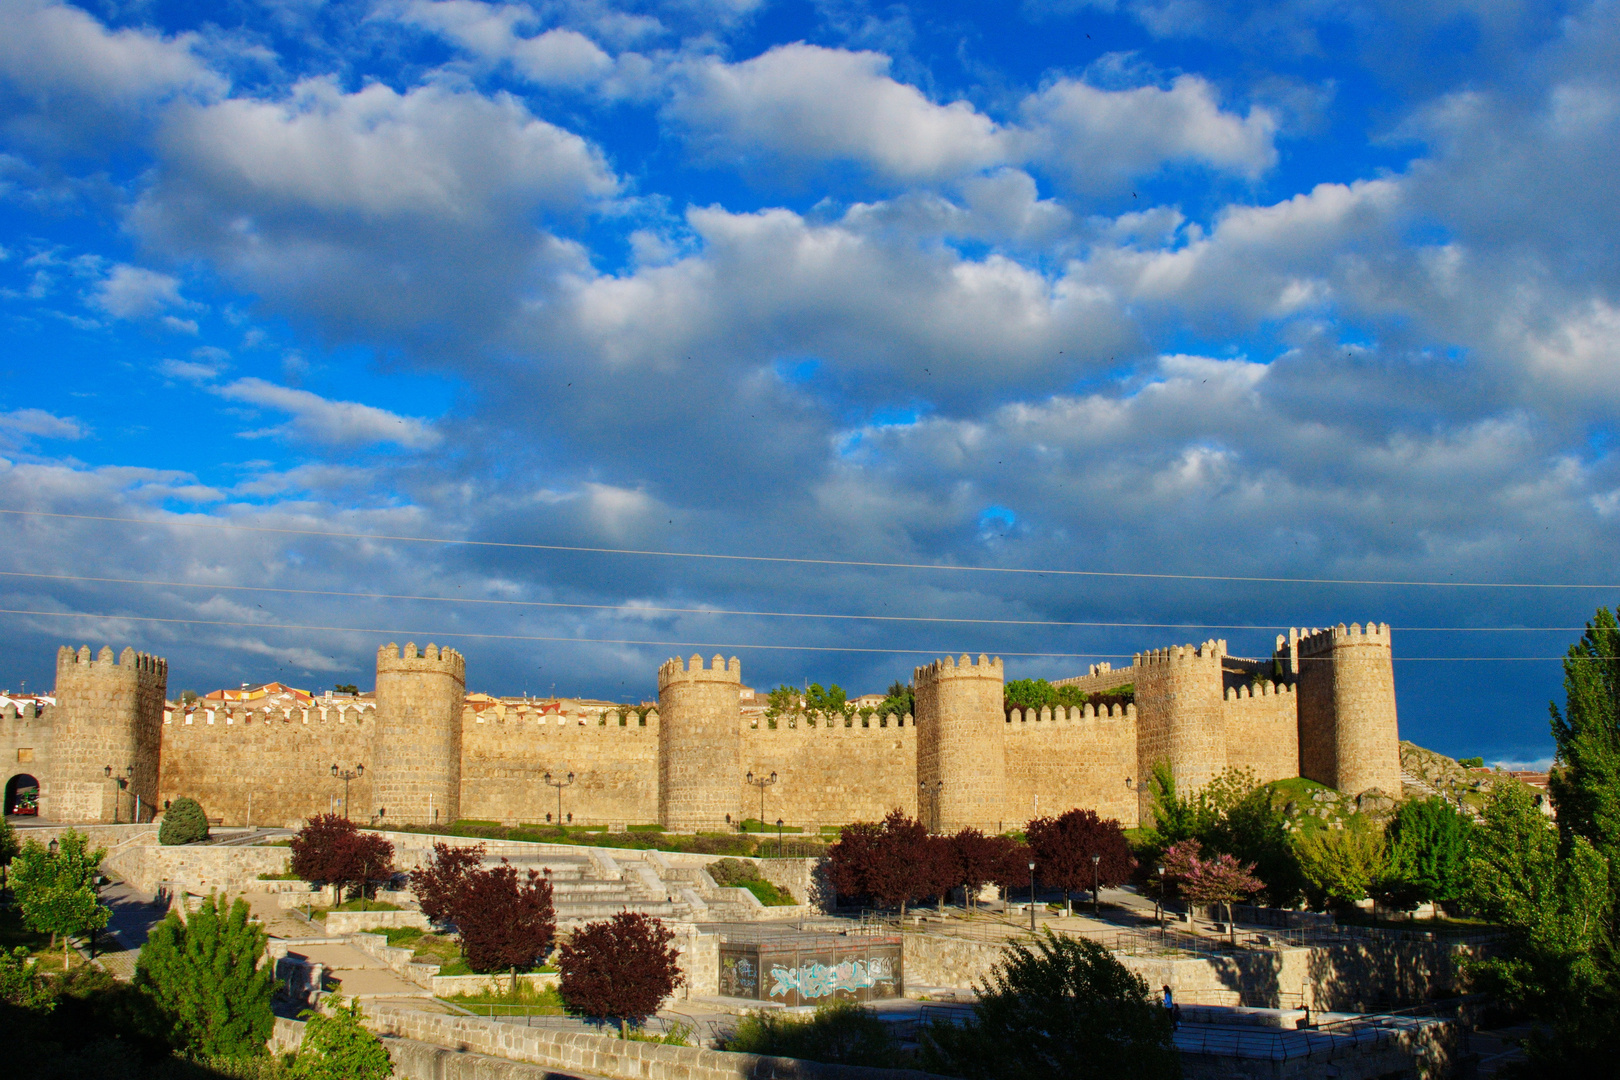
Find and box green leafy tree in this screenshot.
[290,996,392,1080]
[1142,761,1199,847]
[876,680,914,721]
[1465,782,1610,1017]
[1296,817,1387,908]
[0,945,56,1012]
[10,830,109,969]
[1549,607,1620,894]
[134,892,276,1059]
[1005,678,1059,712]
[920,930,1179,1080]
[804,683,850,726]
[0,815,18,868]
[1383,796,1473,908]
[764,685,801,728]
[723,999,908,1068]
[159,796,210,845]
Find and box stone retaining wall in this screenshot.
[323,908,432,934]
[357,1002,953,1080]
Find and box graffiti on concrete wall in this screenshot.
[768,955,896,1000]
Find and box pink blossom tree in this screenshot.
[1162,839,1264,942]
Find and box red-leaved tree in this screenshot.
[558,911,684,1036]
[409,841,487,925]
[826,809,933,918]
[949,828,1001,911]
[289,815,395,905]
[454,861,556,991]
[1025,808,1136,915]
[1163,839,1263,942]
[988,835,1036,906]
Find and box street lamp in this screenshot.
[1155,864,1166,930]
[918,779,943,832]
[1091,853,1102,916]
[331,763,363,820]
[745,770,777,830]
[776,818,785,857]
[104,764,132,823]
[543,771,574,827]
[1028,860,1038,933]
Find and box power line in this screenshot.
[0,607,1599,660]
[3,508,1616,590]
[0,569,1594,633]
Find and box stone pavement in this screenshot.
[241,889,325,939]
[281,941,432,999]
[90,878,169,979]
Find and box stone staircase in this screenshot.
[491,848,763,925]
[1401,770,1443,801]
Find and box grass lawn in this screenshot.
[441,982,567,1011]
[742,879,797,906]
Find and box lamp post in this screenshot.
[1091,853,1102,916]
[105,764,133,823]
[745,770,777,830]
[1028,860,1037,933]
[331,763,363,820]
[1155,864,1166,931]
[918,779,943,832]
[543,771,574,827]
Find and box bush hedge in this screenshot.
[158,798,209,846]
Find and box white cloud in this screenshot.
[214,378,442,449]
[1,407,86,441]
[92,264,194,319]
[158,357,223,382]
[668,44,1006,182]
[0,0,221,105]
[151,77,615,223]
[1018,74,1278,191]
[394,1,616,87]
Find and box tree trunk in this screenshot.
[619,1017,628,1040]
[511,965,518,996]
[64,934,71,970]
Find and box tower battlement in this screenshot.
[377,642,465,679]
[914,653,1002,685]
[57,644,168,684]
[1296,623,1389,656]
[1134,640,1226,668]
[657,653,741,690]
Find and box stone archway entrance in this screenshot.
[5,773,39,816]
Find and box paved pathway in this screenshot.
[90,879,168,979]
[281,941,432,999]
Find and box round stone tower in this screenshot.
[914,654,1005,832]
[657,654,741,831]
[1132,640,1227,822]
[372,642,465,825]
[46,645,167,823]
[1297,623,1400,797]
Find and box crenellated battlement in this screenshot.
[1296,622,1390,656]
[914,653,1003,684]
[1224,681,1296,701]
[376,641,466,679]
[1006,702,1136,725]
[166,702,375,727]
[1133,639,1226,668]
[56,644,168,683]
[748,712,916,732]
[465,705,660,730]
[656,653,741,690]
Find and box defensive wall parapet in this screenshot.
[1133,640,1227,821]
[1222,680,1300,784]
[1296,623,1400,796]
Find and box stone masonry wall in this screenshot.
[46,646,166,823]
[372,643,466,825]
[1133,642,1227,822]
[657,655,743,830]
[158,704,376,828]
[1222,682,1300,784]
[459,707,660,825]
[915,654,1006,832]
[738,717,918,829]
[1003,703,1139,829]
[1,703,49,813]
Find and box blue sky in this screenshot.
[3,0,1620,767]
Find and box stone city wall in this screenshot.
[459,707,661,826]
[1003,703,1139,829]
[1,701,49,810]
[1222,681,1301,785]
[738,716,919,829]
[158,704,375,828]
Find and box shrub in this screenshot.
[920,930,1178,1080]
[706,857,760,887]
[288,996,391,1080]
[723,999,908,1068]
[558,912,683,1036]
[134,893,276,1059]
[159,797,210,845]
